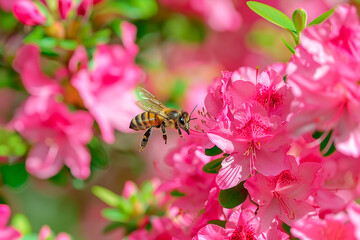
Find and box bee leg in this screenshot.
[161,123,167,144]
[178,127,185,141]
[139,127,152,152]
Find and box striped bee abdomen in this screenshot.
[129,112,160,130]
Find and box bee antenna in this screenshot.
[188,105,197,122]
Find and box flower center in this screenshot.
[228,225,256,240]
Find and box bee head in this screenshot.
[178,105,197,135]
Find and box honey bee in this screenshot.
[129,87,197,151]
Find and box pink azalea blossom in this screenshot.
[10,97,93,179]
[347,202,360,239]
[13,44,62,98]
[312,151,360,212]
[200,68,293,189]
[291,206,358,240]
[156,133,222,236]
[128,217,187,240]
[39,225,71,240]
[245,159,321,230]
[158,0,241,31]
[13,0,46,26]
[194,209,288,240]
[286,4,360,157]
[58,0,73,19]
[0,204,21,240]
[71,22,143,143]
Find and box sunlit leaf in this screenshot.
[281,38,295,54]
[308,8,334,27]
[247,1,296,32]
[92,186,122,207]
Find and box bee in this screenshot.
[129,87,197,151]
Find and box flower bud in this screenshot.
[292,8,307,33]
[13,0,46,26]
[59,0,73,19]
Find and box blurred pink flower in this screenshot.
[348,202,360,239]
[0,204,21,240]
[194,209,288,240]
[245,159,321,230]
[39,225,71,240]
[58,0,73,19]
[13,0,46,26]
[0,0,17,11]
[159,0,241,31]
[200,68,293,189]
[286,4,360,157]
[11,97,93,179]
[71,22,143,143]
[13,44,62,98]
[291,207,357,240]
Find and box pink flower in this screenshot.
[156,134,221,236]
[128,217,187,240]
[158,0,241,31]
[10,97,93,179]
[200,68,293,189]
[71,22,143,143]
[244,159,321,230]
[286,4,360,157]
[291,207,357,240]
[13,0,46,26]
[59,0,73,19]
[13,44,62,98]
[0,204,21,240]
[158,134,217,212]
[39,225,71,240]
[347,202,360,239]
[0,0,17,11]
[311,151,360,212]
[194,209,288,240]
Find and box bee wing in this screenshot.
[136,88,169,119]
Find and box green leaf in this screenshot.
[205,145,223,156]
[320,130,336,157]
[312,131,323,139]
[219,182,248,209]
[0,10,17,31]
[283,75,288,83]
[83,29,111,47]
[11,214,32,235]
[88,137,109,169]
[105,0,158,20]
[92,186,122,207]
[207,220,226,228]
[202,157,225,174]
[162,14,207,43]
[58,39,78,50]
[308,8,334,27]
[21,234,38,240]
[23,27,45,44]
[281,38,295,54]
[247,1,296,32]
[49,168,69,186]
[0,163,28,189]
[170,190,186,197]
[103,222,128,233]
[102,208,128,222]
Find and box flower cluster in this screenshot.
[5,0,143,179]
[137,4,360,240]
